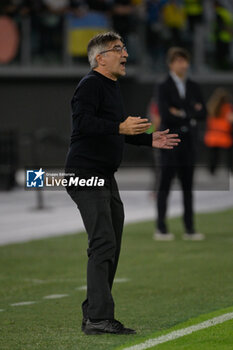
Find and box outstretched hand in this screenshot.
[152,129,181,149]
[119,116,152,135]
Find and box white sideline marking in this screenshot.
[24,278,79,284]
[11,301,36,306]
[43,294,69,299]
[75,278,129,291]
[76,285,87,291]
[122,312,233,350]
[115,278,130,283]
[24,278,45,284]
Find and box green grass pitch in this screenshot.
[0,208,233,350]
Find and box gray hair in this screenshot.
[87,32,123,69]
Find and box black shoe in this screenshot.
[81,318,87,332]
[83,319,136,335]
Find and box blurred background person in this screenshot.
[35,0,69,63]
[65,0,110,62]
[111,0,140,61]
[213,0,233,70]
[183,0,203,54]
[204,88,233,175]
[153,47,207,241]
[162,0,186,47]
[184,0,203,32]
[112,0,134,44]
[145,0,168,68]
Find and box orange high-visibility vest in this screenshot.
[204,103,233,148]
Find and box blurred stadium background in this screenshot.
[0,0,233,189]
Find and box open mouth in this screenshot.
[120,62,126,67]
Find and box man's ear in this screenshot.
[96,53,105,67]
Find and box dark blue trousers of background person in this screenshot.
[66,170,124,320]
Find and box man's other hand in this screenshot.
[194,103,203,111]
[119,116,151,135]
[169,107,186,118]
[152,129,181,149]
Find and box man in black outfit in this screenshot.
[65,32,180,335]
[154,47,206,241]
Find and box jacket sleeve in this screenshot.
[158,83,186,127]
[187,83,207,120]
[72,78,120,135]
[125,133,152,146]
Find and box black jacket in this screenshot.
[157,75,206,165]
[158,75,206,134]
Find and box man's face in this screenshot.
[169,57,189,78]
[99,40,128,79]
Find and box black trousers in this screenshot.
[156,135,196,234]
[156,164,194,233]
[67,172,124,320]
